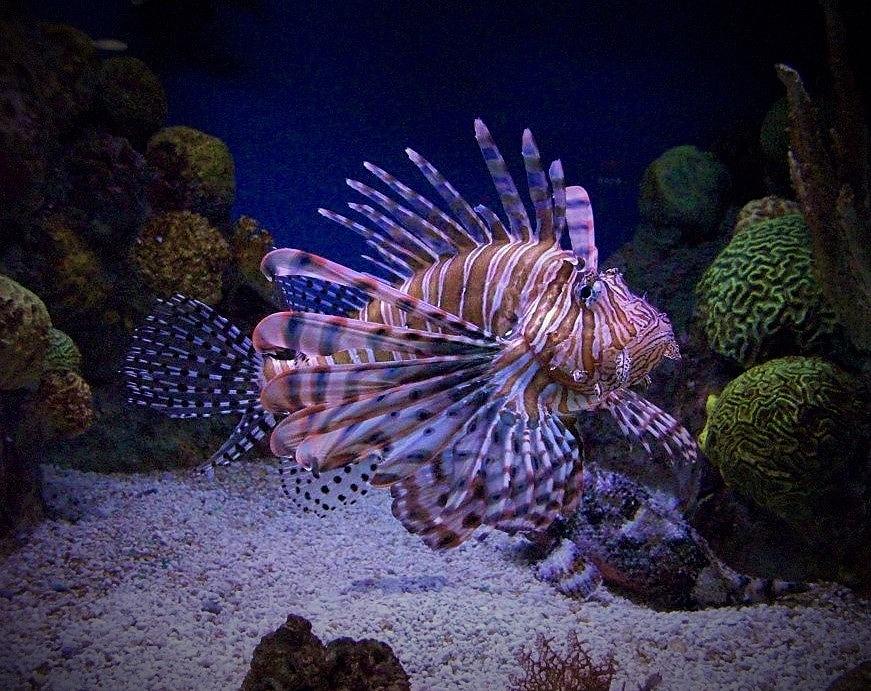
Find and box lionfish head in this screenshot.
[536,264,680,393]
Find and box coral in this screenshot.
[97,56,167,144]
[38,23,99,122]
[241,613,410,691]
[699,357,865,536]
[42,328,82,374]
[57,130,151,247]
[776,4,871,354]
[20,370,94,442]
[638,145,731,239]
[509,631,617,691]
[230,215,275,302]
[694,213,838,367]
[0,274,51,390]
[146,125,236,223]
[131,211,230,304]
[733,195,801,236]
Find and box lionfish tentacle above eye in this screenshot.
[474,118,531,241]
[565,185,597,272]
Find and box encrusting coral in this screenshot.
[41,328,82,375]
[146,125,236,223]
[694,213,838,367]
[20,370,94,442]
[699,356,864,538]
[776,2,871,354]
[0,274,51,390]
[97,56,167,145]
[638,144,731,240]
[733,195,801,236]
[230,215,275,302]
[131,210,230,305]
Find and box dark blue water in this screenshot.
[30,0,825,268]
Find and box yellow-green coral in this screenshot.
[733,196,801,236]
[699,357,861,531]
[0,274,51,390]
[21,370,94,441]
[147,125,235,222]
[43,218,112,318]
[131,210,230,305]
[639,145,731,236]
[695,213,838,367]
[42,328,82,374]
[231,215,274,301]
[98,56,167,143]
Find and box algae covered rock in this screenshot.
[695,213,838,367]
[733,195,801,236]
[42,328,82,374]
[97,56,167,144]
[0,274,51,390]
[699,357,865,536]
[147,125,235,223]
[639,145,731,238]
[131,210,230,304]
[20,370,94,442]
[230,215,275,302]
[241,613,410,691]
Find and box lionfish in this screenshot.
[125,120,697,549]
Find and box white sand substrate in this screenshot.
[0,461,869,691]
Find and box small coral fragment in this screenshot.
[733,195,800,236]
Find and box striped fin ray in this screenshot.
[347,194,439,265]
[124,295,263,418]
[473,204,512,243]
[566,185,597,271]
[260,355,489,413]
[254,312,496,360]
[362,161,466,252]
[389,402,583,549]
[274,275,369,315]
[405,148,491,243]
[200,406,277,471]
[521,129,555,243]
[549,160,567,240]
[346,178,455,257]
[261,248,497,341]
[317,208,418,278]
[474,119,531,240]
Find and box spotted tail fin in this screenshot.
[124,295,275,471]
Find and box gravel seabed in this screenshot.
[1,462,869,691]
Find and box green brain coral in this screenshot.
[695,213,838,367]
[699,357,862,532]
[147,126,236,223]
[131,210,230,305]
[639,145,731,237]
[0,274,51,390]
[42,328,82,374]
[97,56,167,143]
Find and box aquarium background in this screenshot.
[27,0,833,265]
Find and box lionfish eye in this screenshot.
[577,285,592,301]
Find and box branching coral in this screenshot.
[509,631,618,691]
[131,210,230,304]
[695,213,838,367]
[775,2,871,353]
[146,125,236,223]
[0,274,51,390]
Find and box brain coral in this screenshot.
[0,274,51,390]
[733,196,801,236]
[699,357,862,532]
[131,211,230,305]
[97,56,167,144]
[22,370,94,441]
[146,126,235,223]
[639,145,731,238]
[42,328,82,374]
[695,213,838,367]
